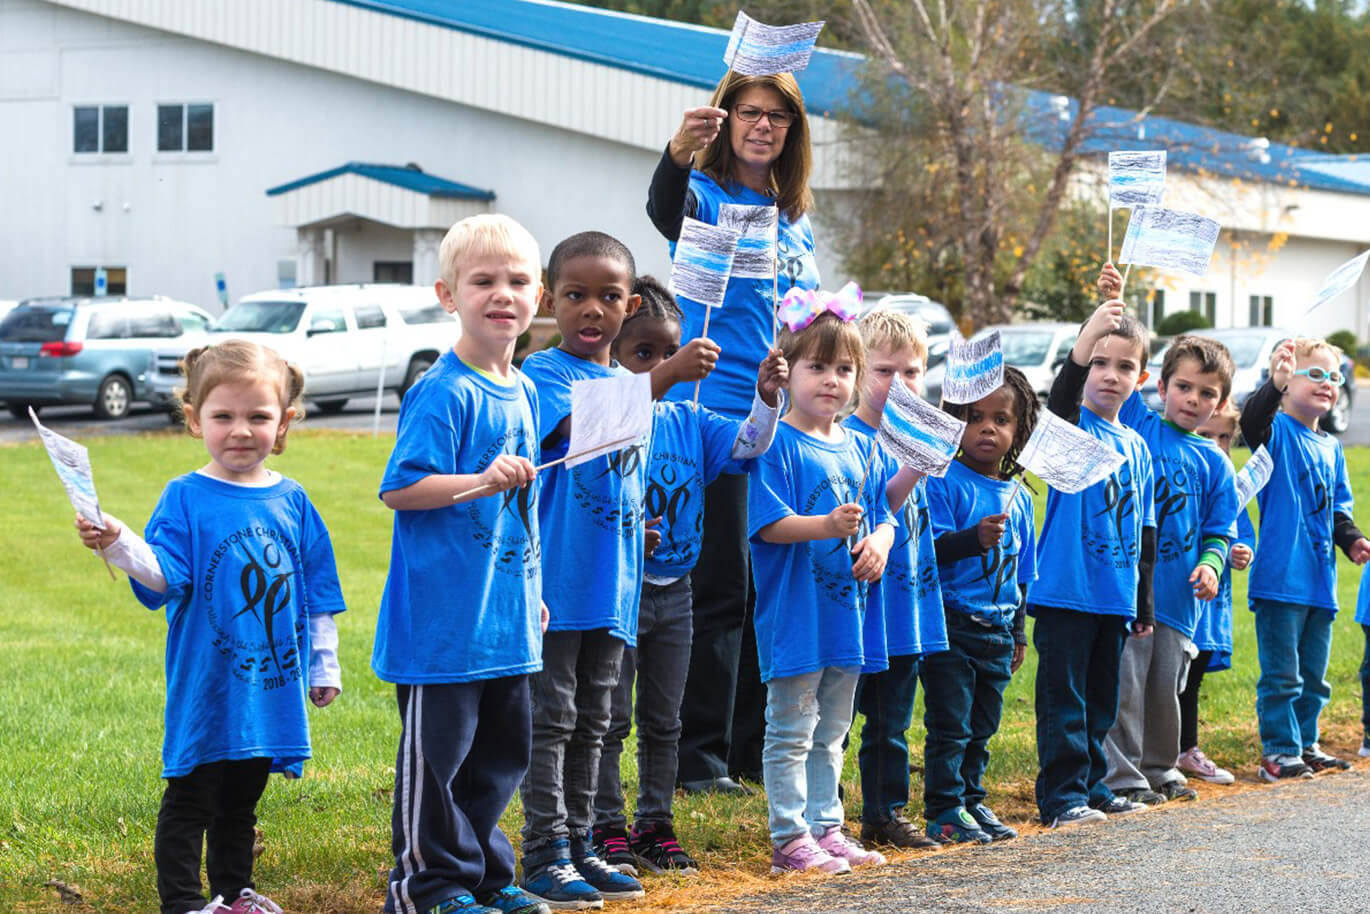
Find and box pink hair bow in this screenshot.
[777,281,864,332]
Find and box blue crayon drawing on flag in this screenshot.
[1109,151,1167,208]
[1119,206,1221,278]
[669,217,741,309]
[942,330,1004,405]
[722,11,825,76]
[877,378,965,477]
[1234,444,1273,511]
[718,203,778,280]
[1015,410,1125,494]
[1305,249,1370,315]
[30,406,105,526]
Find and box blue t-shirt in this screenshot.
[748,422,897,681]
[1029,406,1156,619]
[843,414,948,658]
[644,400,749,579]
[1119,392,1239,638]
[1249,412,1355,614]
[927,459,1038,627]
[131,472,346,778]
[1194,509,1255,671]
[522,347,647,644]
[374,351,543,684]
[1353,560,1370,627]
[667,171,820,418]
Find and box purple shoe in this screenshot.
[770,835,852,875]
[816,825,887,868]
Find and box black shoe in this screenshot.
[629,822,699,875]
[1259,754,1315,782]
[1303,744,1353,772]
[1115,786,1167,806]
[967,803,1018,841]
[679,776,752,796]
[1092,795,1146,816]
[1156,780,1198,802]
[858,814,939,849]
[590,825,637,877]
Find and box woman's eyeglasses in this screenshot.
[1293,366,1344,385]
[733,104,795,128]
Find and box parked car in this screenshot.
[872,293,956,368]
[0,301,17,322]
[1141,326,1354,435]
[148,284,461,413]
[0,296,214,419]
[923,322,1079,405]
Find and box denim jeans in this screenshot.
[1252,599,1333,757]
[1032,605,1128,823]
[595,578,693,831]
[762,667,860,846]
[1361,625,1370,736]
[854,653,921,825]
[521,629,625,851]
[920,614,1014,821]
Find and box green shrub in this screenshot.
[1326,329,1358,357]
[1157,310,1211,336]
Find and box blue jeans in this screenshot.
[1361,625,1370,735]
[921,614,1014,820]
[1253,599,1333,756]
[762,667,860,846]
[854,654,921,825]
[1032,605,1128,823]
[595,578,693,830]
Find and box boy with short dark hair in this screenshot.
[1030,297,1156,829]
[1241,337,1370,780]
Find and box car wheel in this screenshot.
[1321,385,1351,434]
[401,356,435,399]
[6,401,38,420]
[94,375,133,420]
[313,398,349,414]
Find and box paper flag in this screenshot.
[1109,150,1167,208]
[722,11,825,76]
[670,217,741,309]
[876,378,966,477]
[1234,444,1273,511]
[30,407,105,526]
[1119,206,1221,278]
[942,330,1005,405]
[1305,250,1370,315]
[567,372,653,469]
[717,203,778,280]
[1015,410,1126,494]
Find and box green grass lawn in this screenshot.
[3,430,1368,913]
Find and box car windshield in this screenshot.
[998,331,1057,367]
[0,304,75,343]
[883,299,956,335]
[213,300,306,333]
[1151,333,1268,370]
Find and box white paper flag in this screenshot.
[567,373,653,469]
[670,217,741,310]
[717,203,778,280]
[1119,207,1221,278]
[1234,444,1273,511]
[1015,410,1126,494]
[1108,151,1167,208]
[941,330,1005,405]
[722,11,825,76]
[1305,250,1370,315]
[876,378,966,477]
[30,407,105,526]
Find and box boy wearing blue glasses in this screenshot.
[1241,338,1370,781]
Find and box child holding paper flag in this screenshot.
[518,232,716,909]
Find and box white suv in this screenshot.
[149,284,461,412]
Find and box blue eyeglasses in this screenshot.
[1293,366,1343,385]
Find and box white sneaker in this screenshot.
[184,897,230,914]
[1176,747,1235,785]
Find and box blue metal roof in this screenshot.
[326,0,1370,198]
[265,162,496,199]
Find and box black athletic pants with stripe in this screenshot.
[385,676,532,914]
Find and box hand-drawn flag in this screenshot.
[1234,444,1273,511]
[670,217,741,310]
[1305,249,1370,315]
[941,330,1005,405]
[1015,410,1126,494]
[30,407,105,527]
[1109,151,1167,208]
[876,378,966,477]
[567,373,654,469]
[718,203,778,280]
[1119,206,1221,278]
[723,11,825,76]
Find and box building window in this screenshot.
[73,105,128,154]
[1189,290,1216,326]
[1249,294,1273,327]
[374,261,414,284]
[1137,289,1165,328]
[71,266,128,296]
[157,103,214,152]
[277,259,297,290]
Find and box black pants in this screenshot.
[1178,649,1212,752]
[678,472,765,783]
[156,757,271,914]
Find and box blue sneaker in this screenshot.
[479,886,551,914]
[426,895,500,914]
[967,803,1018,841]
[926,807,992,845]
[521,838,603,911]
[569,832,645,901]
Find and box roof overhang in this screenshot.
[269,171,492,230]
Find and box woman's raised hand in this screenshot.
[669,106,728,168]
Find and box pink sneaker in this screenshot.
[183,897,230,914]
[770,834,852,875]
[1176,747,1234,785]
[228,889,283,914]
[816,825,887,868]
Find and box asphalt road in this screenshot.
[721,770,1370,914]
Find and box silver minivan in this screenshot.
[0,296,213,419]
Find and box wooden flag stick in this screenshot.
[97,544,116,581]
[692,303,714,405]
[453,434,641,502]
[1004,473,1026,514]
[1120,262,1132,299]
[1107,206,1115,269]
[854,437,881,508]
[772,254,780,345]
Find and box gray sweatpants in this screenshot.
[1104,620,1195,792]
